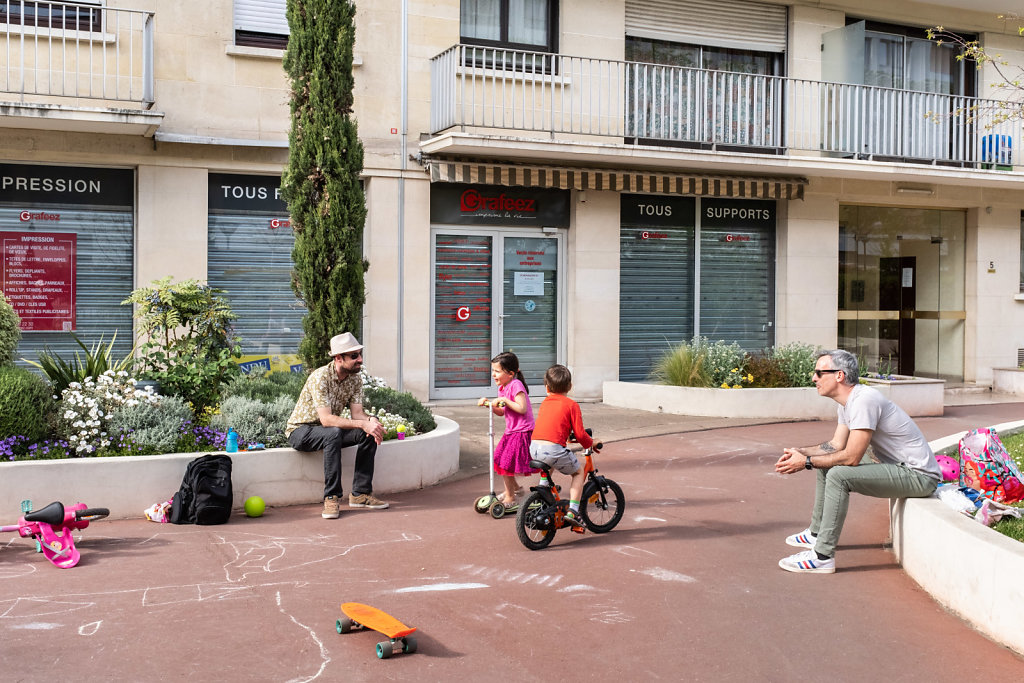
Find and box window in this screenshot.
[234,0,288,50]
[461,0,557,53]
[0,1,102,32]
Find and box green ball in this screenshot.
[244,496,266,517]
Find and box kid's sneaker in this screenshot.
[563,509,585,528]
[785,527,817,549]
[778,550,835,574]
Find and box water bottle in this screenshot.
[226,428,239,453]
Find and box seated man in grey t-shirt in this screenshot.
[774,349,941,574]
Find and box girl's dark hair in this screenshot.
[491,351,528,392]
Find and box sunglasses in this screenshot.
[338,351,363,360]
[812,369,841,378]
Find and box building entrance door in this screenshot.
[431,229,563,399]
[838,206,965,380]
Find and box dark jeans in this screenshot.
[287,425,377,499]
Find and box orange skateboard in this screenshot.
[336,602,418,659]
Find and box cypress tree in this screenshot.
[282,0,368,371]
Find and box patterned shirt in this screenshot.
[285,362,364,437]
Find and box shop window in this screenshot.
[234,0,288,50]
[0,1,102,32]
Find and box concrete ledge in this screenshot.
[0,416,460,521]
[603,381,834,420]
[861,376,945,416]
[993,367,1024,396]
[891,418,1024,656]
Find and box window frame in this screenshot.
[461,0,559,55]
[0,0,103,33]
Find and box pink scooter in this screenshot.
[1,501,109,568]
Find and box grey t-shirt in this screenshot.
[838,384,941,480]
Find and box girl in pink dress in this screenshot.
[478,351,536,507]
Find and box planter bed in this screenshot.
[0,416,459,520]
[603,378,944,419]
[891,419,1024,657]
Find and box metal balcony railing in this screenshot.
[431,45,1020,169]
[1,1,154,106]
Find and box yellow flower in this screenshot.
[747,374,754,382]
[732,384,742,389]
[720,382,729,389]
[731,368,739,373]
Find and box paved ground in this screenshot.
[2,397,1023,681]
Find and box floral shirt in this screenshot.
[285,362,364,437]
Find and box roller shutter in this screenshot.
[234,0,288,36]
[625,0,787,53]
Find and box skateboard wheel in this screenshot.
[489,501,505,519]
[376,640,393,659]
[336,618,353,634]
[403,636,418,654]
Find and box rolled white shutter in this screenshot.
[625,0,787,53]
[234,0,289,36]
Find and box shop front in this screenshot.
[429,183,569,399]
[207,173,303,375]
[0,162,134,366]
[619,194,777,381]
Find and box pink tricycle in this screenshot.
[1,501,109,568]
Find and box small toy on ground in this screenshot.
[1,500,109,568]
[336,602,417,659]
[244,496,266,517]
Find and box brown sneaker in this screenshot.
[321,495,341,519]
[349,493,389,509]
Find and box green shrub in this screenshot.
[745,353,791,388]
[0,366,54,443]
[772,342,818,388]
[0,294,20,367]
[363,386,437,434]
[210,395,294,447]
[696,338,747,387]
[123,277,242,419]
[649,341,711,387]
[24,333,135,396]
[108,395,193,453]
[222,371,306,403]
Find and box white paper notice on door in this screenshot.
[902,268,913,287]
[514,271,544,296]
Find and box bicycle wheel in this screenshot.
[75,508,110,522]
[580,479,624,533]
[515,492,556,550]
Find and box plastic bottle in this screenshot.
[226,428,239,453]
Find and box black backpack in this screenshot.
[170,454,233,525]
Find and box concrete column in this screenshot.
[136,165,208,286]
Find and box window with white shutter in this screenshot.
[234,0,288,50]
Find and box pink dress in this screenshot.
[493,378,536,476]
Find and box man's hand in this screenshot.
[775,448,807,475]
[363,416,384,445]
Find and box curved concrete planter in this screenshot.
[993,367,1024,396]
[0,416,460,521]
[891,419,1024,656]
[603,381,835,420]
[604,378,943,419]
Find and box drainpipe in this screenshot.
[397,0,408,390]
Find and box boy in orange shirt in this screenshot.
[529,364,596,527]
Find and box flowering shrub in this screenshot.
[771,342,817,388]
[654,339,821,389]
[339,405,417,440]
[719,368,754,389]
[2,435,74,462]
[694,338,747,387]
[58,371,160,455]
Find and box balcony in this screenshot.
[429,45,1020,175]
[0,1,161,135]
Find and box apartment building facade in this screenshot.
[1,0,1022,401]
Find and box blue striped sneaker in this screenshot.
[779,550,835,574]
[785,528,817,549]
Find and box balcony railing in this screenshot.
[1,1,154,106]
[431,45,1019,169]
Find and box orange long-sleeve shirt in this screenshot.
[531,393,593,449]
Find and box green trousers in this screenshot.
[809,460,938,558]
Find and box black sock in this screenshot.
[816,551,830,561]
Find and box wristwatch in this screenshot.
[804,456,813,470]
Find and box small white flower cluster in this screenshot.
[339,406,415,438]
[59,371,160,454]
[360,371,388,390]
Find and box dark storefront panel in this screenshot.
[433,233,493,388]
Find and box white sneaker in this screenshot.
[778,550,835,574]
[785,527,817,549]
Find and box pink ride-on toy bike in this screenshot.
[1,500,109,568]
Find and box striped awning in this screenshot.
[424,158,806,200]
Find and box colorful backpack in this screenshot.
[958,428,1024,504]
